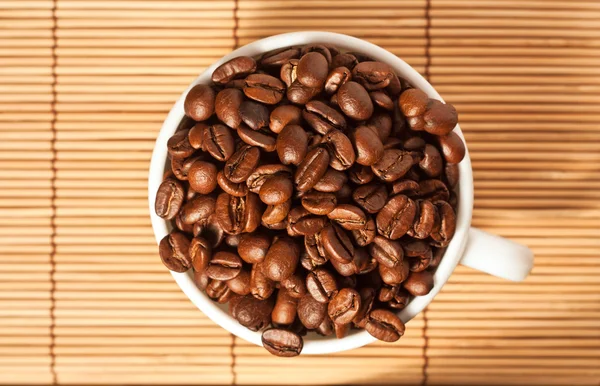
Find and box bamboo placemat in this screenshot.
[1,0,599,385]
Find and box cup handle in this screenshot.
[459,228,534,282]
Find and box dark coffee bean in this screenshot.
[206,279,233,303]
[190,236,211,273]
[404,240,433,272]
[203,124,235,162]
[378,258,409,285]
[378,284,399,303]
[330,247,369,277]
[215,88,244,129]
[352,61,394,90]
[167,129,195,159]
[263,236,300,282]
[424,101,458,136]
[225,234,242,248]
[337,275,357,289]
[175,211,194,234]
[387,73,405,97]
[187,160,218,194]
[353,125,385,166]
[388,288,410,309]
[158,231,191,272]
[172,153,202,181]
[224,145,261,183]
[408,115,425,131]
[184,84,215,121]
[188,123,207,150]
[301,44,333,65]
[322,129,356,170]
[320,224,354,263]
[419,144,443,177]
[313,168,347,193]
[327,204,367,230]
[237,125,276,152]
[418,179,450,202]
[276,124,308,165]
[430,200,456,247]
[155,178,184,220]
[365,309,405,342]
[269,105,302,134]
[352,183,388,214]
[348,164,374,185]
[369,91,394,111]
[430,247,445,269]
[262,218,288,230]
[215,192,262,235]
[238,232,271,264]
[444,163,459,189]
[376,194,417,239]
[338,184,355,201]
[306,267,338,303]
[280,58,299,87]
[281,273,307,299]
[244,73,285,105]
[334,323,350,339]
[337,81,374,121]
[399,88,428,117]
[350,217,376,246]
[297,293,327,329]
[324,66,352,94]
[403,270,434,296]
[204,251,242,281]
[369,235,404,268]
[259,174,293,205]
[272,290,298,325]
[262,328,303,357]
[232,295,274,331]
[239,100,269,130]
[227,268,251,295]
[329,93,339,107]
[392,179,420,196]
[353,287,376,328]
[315,316,334,336]
[212,56,257,84]
[250,262,275,300]
[331,53,358,69]
[403,136,426,151]
[217,171,248,197]
[180,195,216,225]
[294,147,330,192]
[262,199,292,225]
[287,80,321,105]
[301,191,337,215]
[328,288,360,325]
[246,164,292,193]
[297,52,329,88]
[225,79,246,89]
[260,47,300,66]
[408,200,437,239]
[287,206,328,236]
[372,149,413,182]
[437,131,465,164]
[199,213,226,248]
[303,100,347,135]
[304,233,329,267]
[194,270,210,291]
[383,137,403,150]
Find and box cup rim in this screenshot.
[148,31,474,354]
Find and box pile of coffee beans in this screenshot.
[155,43,465,357]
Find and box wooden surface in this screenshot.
[1,0,599,384]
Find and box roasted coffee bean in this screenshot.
[437,131,466,164]
[334,323,350,339]
[224,145,261,183]
[262,199,292,225]
[327,204,367,230]
[280,58,299,87]
[206,280,233,303]
[399,88,428,117]
[287,80,321,105]
[276,124,308,165]
[352,183,388,214]
[203,124,235,162]
[354,287,376,328]
[247,164,292,193]
[263,236,300,282]
[262,328,303,357]
[281,273,307,299]
[194,270,210,291]
[155,178,185,220]
[370,91,394,111]
[330,247,369,277]
[408,200,437,239]
[444,163,459,189]
[306,268,338,303]
[353,125,385,166]
[269,105,302,134]
[350,217,376,246]
[430,200,456,247]
[224,234,242,248]
[387,73,405,97]
[239,100,269,130]
[404,240,433,272]
[336,184,353,203]
[243,73,285,104]
[403,270,434,296]
[297,52,329,88]
[418,179,450,202]
[301,191,337,215]
[175,211,194,234]
[352,61,394,90]
[392,179,420,196]
[188,123,207,150]
[369,235,404,268]
[259,174,293,205]
[215,88,244,129]
[322,129,356,171]
[190,236,211,273]
[378,284,399,303]
[232,295,274,331]
[303,100,347,135]
[328,288,360,325]
[403,136,426,151]
[324,66,352,94]
[337,274,357,289]
[367,112,393,142]
[383,137,403,150]
[378,258,409,285]
[172,153,202,181]
[304,233,329,267]
[217,171,248,197]
[424,101,458,136]
[297,293,327,329]
[250,262,275,300]
[272,290,298,325]
[237,125,277,152]
[294,147,330,192]
[215,192,262,234]
[348,164,374,185]
[288,206,328,236]
[388,288,410,309]
[238,232,271,264]
[159,231,191,272]
[331,53,358,70]
[376,194,417,239]
[313,168,347,192]
[321,224,354,263]
[180,195,216,225]
[419,144,443,177]
[212,56,257,84]
[315,316,335,336]
[167,129,195,159]
[337,81,374,121]
[187,160,218,194]
[301,44,333,65]
[199,213,226,248]
[365,309,405,342]
[184,84,215,121]
[372,149,413,182]
[430,247,445,269]
[260,47,300,66]
[205,251,242,281]
[227,268,251,295]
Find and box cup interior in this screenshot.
[148,31,474,354]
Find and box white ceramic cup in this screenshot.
[148,31,534,355]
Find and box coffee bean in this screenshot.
[172,153,202,181]
[328,288,361,325]
[404,240,433,272]
[331,53,358,70]
[167,129,195,159]
[350,217,376,246]
[187,160,218,194]
[324,66,352,94]
[301,191,337,215]
[408,200,437,239]
[388,288,410,309]
[322,129,356,171]
[399,88,428,117]
[372,149,413,182]
[280,58,299,87]
[365,309,405,342]
[238,232,271,264]
[392,179,420,196]
[159,231,191,272]
[287,206,328,236]
[334,323,350,339]
[259,174,293,205]
[378,284,399,303]
[337,81,374,121]
[250,262,275,300]
[246,164,292,193]
[430,200,456,247]
[301,44,333,65]
[313,168,347,193]
[315,316,334,336]
[353,125,385,166]
[444,163,459,189]
[155,178,185,220]
[207,280,233,303]
[376,194,417,239]
[175,211,194,234]
[369,235,404,269]
[215,88,244,129]
[378,258,409,285]
[430,247,445,269]
[237,125,275,152]
[327,204,367,230]
[224,145,261,183]
[294,147,330,192]
[180,195,216,225]
[424,101,458,136]
[403,270,434,296]
[232,295,274,331]
[287,80,321,105]
[297,293,327,329]
[276,124,308,165]
[262,199,292,225]
[306,267,338,303]
[321,224,354,263]
[224,234,242,248]
[403,136,426,151]
[437,131,465,164]
[269,105,302,133]
[212,56,257,84]
[205,251,242,281]
[353,287,376,328]
[272,290,298,325]
[215,192,262,235]
[297,52,329,88]
[190,236,212,273]
[203,124,235,162]
[418,179,450,202]
[281,273,307,299]
[188,123,207,150]
[261,328,303,357]
[304,233,329,267]
[348,164,374,185]
[352,61,394,90]
[369,91,394,111]
[263,236,300,282]
[330,247,369,277]
[260,47,300,66]
[217,171,248,197]
[184,84,215,121]
[239,100,269,130]
[199,213,226,248]
[419,144,443,177]
[352,183,388,214]
[227,268,251,295]
[383,137,403,150]
[243,73,285,104]
[194,270,210,291]
[303,100,347,135]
